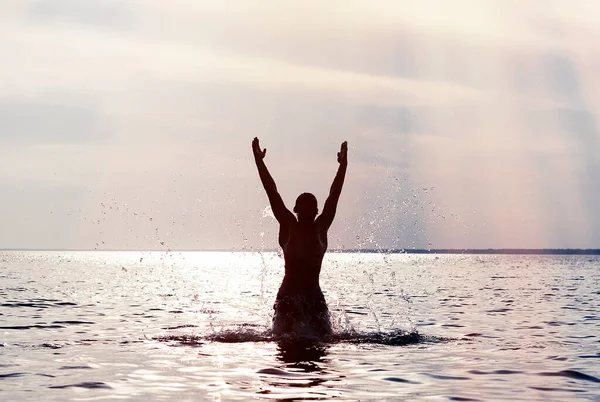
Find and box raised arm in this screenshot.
[317,141,348,230]
[252,137,295,224]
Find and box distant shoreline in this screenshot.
[340,248,600,255]
[1,248,600,255]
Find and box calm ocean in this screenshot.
[1,251,599,401]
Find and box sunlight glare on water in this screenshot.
[1,251,599,400]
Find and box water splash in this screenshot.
[155,326,445,347]
[261,205,275,220]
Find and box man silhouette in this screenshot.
[252,137,348,337]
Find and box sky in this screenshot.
[1,0,599,251]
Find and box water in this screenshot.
[1,251,599,401]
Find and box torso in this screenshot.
[278,220,327,295]
[273,218,333,337]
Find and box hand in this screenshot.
[252,137,267,160]
[337,141,348,165]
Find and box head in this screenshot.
[293,192,318,221]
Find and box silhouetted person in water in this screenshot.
[252,137,347,338]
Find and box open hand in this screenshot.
[252,137,267,160]
[337,141,348,164]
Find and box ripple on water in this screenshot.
[382,377,421,384]
[529,386,585,393]
[161,324,198,330]
[40,343,63,349]
[0,300,77,308]
[468,369,523,375]
[48,381,112,390]
[257,368,317,377]
[538,370,600,383]
[0,373,26,379]
[58,365,93,370]
[426,373,471,381]
[0,325,65,330]
[51,320,95,325]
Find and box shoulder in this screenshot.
[280,214,297,229]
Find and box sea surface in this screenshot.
[1,251,599,401]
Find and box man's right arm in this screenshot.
[253,137,294,224]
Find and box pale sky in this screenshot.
[1,0,599,250]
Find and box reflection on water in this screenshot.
[276,339,328,368]
[262,340,336,399]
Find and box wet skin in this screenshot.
[252,138,347,306]
[279,219,327,293]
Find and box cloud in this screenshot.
[0,96,104,145]
[0,16,485,112]
[28,0,133,30]
[1,1,599,249]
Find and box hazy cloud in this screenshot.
[0,97,104,145]
[0,0,599,250]
[29,0,133,30]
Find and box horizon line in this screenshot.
[1,248,600,255]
